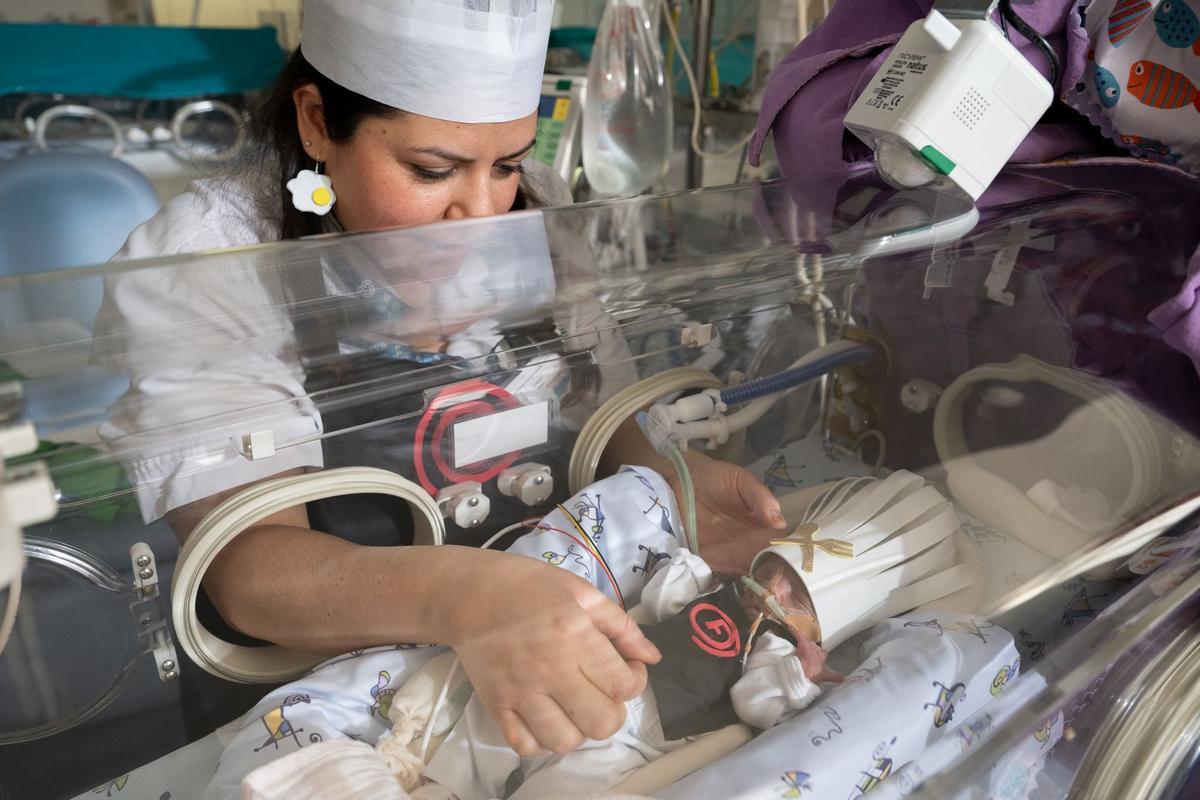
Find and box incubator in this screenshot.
[2,164,1200,800]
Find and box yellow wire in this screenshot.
[660,1,755,161]
[557,504,625,607]
[557,505,617,579]
[557,504,604,561]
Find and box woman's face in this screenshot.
[294,84,538,232]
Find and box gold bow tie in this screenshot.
[770,522,855,572]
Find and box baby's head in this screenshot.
[739,553,820,643]
[739,554,843,684]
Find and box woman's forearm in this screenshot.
[599,416,670,477]
[203,526,487,654]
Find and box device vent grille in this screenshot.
[952,87,990,131]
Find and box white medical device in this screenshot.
[0,385,56,598]
[844,0,1053,200]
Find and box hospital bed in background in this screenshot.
[0,22,285,206]
[3,164,1200,800]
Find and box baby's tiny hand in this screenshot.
[794,637,844,685]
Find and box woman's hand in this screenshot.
[669,450,789,576]
[437,549,662,756]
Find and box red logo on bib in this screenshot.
[689,603,741,658]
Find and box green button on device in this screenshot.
[919,145,956,175]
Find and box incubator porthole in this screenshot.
[0,540,141,745]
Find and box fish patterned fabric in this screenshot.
[1073,0,1200,173]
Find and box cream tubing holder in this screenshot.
[173,467,445,684]
[934,355,1200,563]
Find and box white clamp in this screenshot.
[1,383,57,598]
[680,323,715,348]
[901,380,945,413]
[0,458,57,597]
[240,430,276,461]
[437,483,491,529]
[1,461,58,530]
[497,463,554,507]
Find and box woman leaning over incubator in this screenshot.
[93,0,789,761]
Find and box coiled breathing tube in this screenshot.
[649,341,877,452]
[718,343,874,407]
[636,410,699,556]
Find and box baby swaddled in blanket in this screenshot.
[207,466,983,800]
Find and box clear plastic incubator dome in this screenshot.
[2,164,1200,800]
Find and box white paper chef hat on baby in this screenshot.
[301,0,555,124]
[752,471,971,650]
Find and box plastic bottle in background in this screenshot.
[582,0,673,197]
[750,0,800,111]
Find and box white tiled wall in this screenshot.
[146,0,726,52]
[150,0,302,47]
[0,0,110,23]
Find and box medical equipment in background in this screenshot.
[843,0,1054,200]
[926,356,1200,575]
[1,391,180,747]
[582,0,674,196]
[25,99,249,163]
[750,0,801,112]
[0,384,58,655]
[750,0,835,111]
[534,76,586,187]
[0,22,282,201]
[647,340,875,452]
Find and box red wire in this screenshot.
[532,523,625,609]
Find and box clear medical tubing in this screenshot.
[636,410,699,555]
[582,0,673,197]
[718,344,874,407]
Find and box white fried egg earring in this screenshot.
[287,162,336,215]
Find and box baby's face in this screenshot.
[741,554,843,684]
[740,554,820,643]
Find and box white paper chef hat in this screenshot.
[301,0,555,124]
[752,471,971,650]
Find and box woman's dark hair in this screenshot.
[246,48,402,240]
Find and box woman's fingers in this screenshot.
[449,552,664,758]
[515,693,587,755]
[733,466,787,529]
[576,627,650,703]
[577,586,662,670]
[561,671,630,743]
[495,708,543,758]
